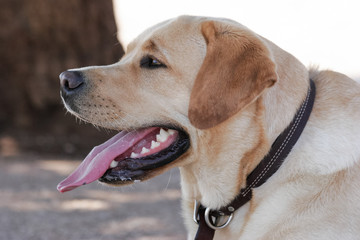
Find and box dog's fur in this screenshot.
[64,16,360,239]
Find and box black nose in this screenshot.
[59,71,84,94]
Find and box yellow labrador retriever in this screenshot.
[58,16,360,239]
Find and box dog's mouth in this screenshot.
[57,127,190,193]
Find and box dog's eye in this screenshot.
[140,56,166,69]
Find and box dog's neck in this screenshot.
[263,38,310,144]
[179,41,310,235]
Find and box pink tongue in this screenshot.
[57,127,157,193]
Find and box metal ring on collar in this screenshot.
[204,207,233,230]
[193,200,201,224]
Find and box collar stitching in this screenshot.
[242,85,311,196]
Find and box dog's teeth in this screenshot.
[156,135,162,143]
[160,128,169,136]
[151,140,160,149]
[168,129,176,135]
[110,160,118,168]
[156,128,169,143]
[141,147,150,154]
[130,152,139,158]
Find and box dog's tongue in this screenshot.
[57,127,157,193]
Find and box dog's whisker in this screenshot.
[163,168,173,193]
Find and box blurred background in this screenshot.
[0,0,359,239]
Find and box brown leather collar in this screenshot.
[194,80,316,240]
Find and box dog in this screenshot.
[57,16,360,239]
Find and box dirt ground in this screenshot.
[0,155,186,240]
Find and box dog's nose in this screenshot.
[59,71,84,94]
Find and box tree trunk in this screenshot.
[0,0,124,156]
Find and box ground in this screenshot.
[0,156,186,240]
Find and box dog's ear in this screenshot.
[188,21,277,129]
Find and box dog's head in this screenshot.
[57,16,277,195]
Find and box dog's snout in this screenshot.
[59,71,84,94]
